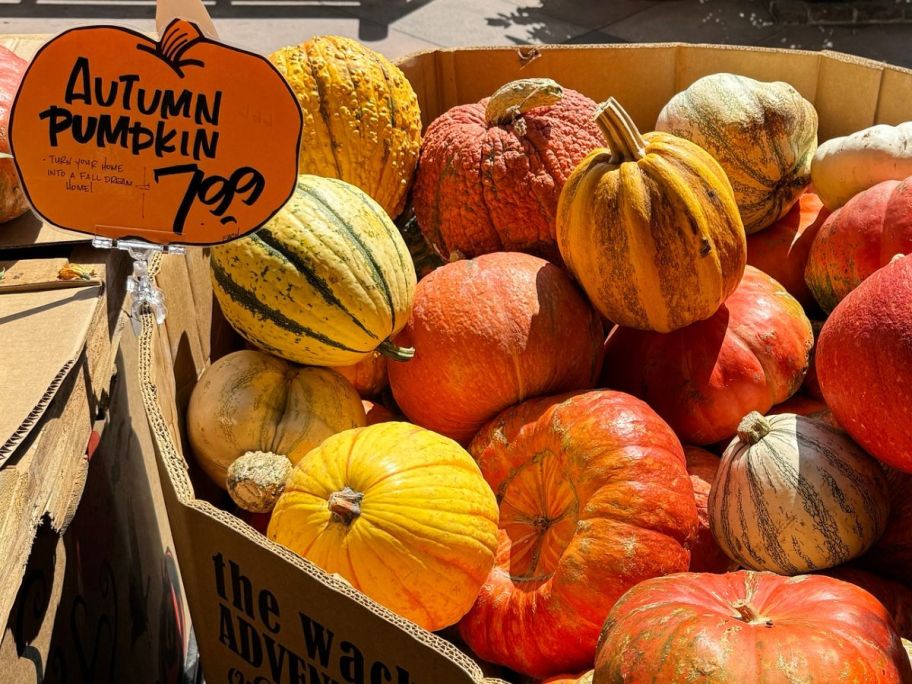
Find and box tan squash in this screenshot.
[187,350,366,512]
[656,73,818,233]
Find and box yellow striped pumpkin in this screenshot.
[709,412,890,575]
[269,36,422,219]
[210,175,417,367]
[656,73,818,234]
[556,98,746,333]
[268,422,499,631]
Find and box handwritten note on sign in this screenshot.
[9,19,303,245]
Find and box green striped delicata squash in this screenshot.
[709,412,890,575]
[210,175,417,367]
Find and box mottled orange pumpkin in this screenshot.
[388,252,604,444]
[459,390,697,678]
[746,190,830,309]
[685,446,737,574]
[413,78,605,262]
[602,266,813,445]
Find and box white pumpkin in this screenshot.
[708,411,889,575]
[812,121,912,210]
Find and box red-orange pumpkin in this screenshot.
[332,352,388,398]
[602,266,813,445]
[412,78,605,262]
[862,467,912,585]
[817,254,912,471]
[821,566,912,639]
[0,46,28,222]
[388,252,604,444]
[459,390,697,678]
[685,446,737,573]
[594,571,912,683]
[746,190,829,309]
[361,400,398,425]
[805,178,912,313]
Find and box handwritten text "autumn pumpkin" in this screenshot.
[38,57,222,161]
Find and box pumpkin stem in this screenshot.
[484,78,563,129]
[328,486,364,525]
[594,98,647,162]
[226,451,294,514]
[732,600,773,626]
[890,253,906,265]
[378,339,415,362]
[736,412,772,445]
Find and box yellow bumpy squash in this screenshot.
[270,36,422,219]
[210,175,417,367]
[268,422,499,631]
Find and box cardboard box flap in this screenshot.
[0,284,102,462]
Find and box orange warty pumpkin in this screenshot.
[388,252,604,444]
[685,446,737,573]
[746,190,830,309]
[459,390,697,678]
[412,78,605,262]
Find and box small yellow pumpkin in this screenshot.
[187,350,366,512]
[268,422,499,631]
[556,98,746,333]
[269,36,422,219]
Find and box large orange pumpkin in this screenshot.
[685,446,736,574]
[387,252,604,444]
[413,78,605,262]
[594,571,912,683]
[821,566,912,639]
[0,46,27,223]
[746,190,830,309]
[459,390,697,678]
[602,266,813,445]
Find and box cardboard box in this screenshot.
[140,44,912,683]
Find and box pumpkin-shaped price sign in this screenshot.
[8,19,302,245]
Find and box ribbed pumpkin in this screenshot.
[331,351,387,398]
[268,422,499,631]
[413,78,605,262]
[821,566,912,639]
[594,571,912,683]
[387,252,604,444]
[268,36,421,219]
[186,350,366,512]
[816,254,912,472]
[210,175,417,367]
[685,446,737,574]
[556,98,745,332]
[602,266,813,445]
[0,47,27,222]
[863,468,912,585]
[805,178,912,313]
[746,190,830,309]
[459,391,697,678]
[656,73,818,234]
[709,412,890,574]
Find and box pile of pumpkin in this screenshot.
[185,36,912,683]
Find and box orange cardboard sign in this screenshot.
[9,19,302,245]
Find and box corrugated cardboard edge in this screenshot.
[0,360,74,460]
[135,256,501,684]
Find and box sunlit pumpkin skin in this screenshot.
[268,422,499,631]
[656,74,818,234]
[862,467,912,584]
[594,571,912,683]
[806,178,912,312]
[388,252,604,444]
[187,350,366,489]
[746,190,830,309]
[557,98,745,333]
[331,351,387,398]
[0,46,27,222]
[685,446,737,574]
[269,36,421,219]
[459,390,697,678]
[210,175,417,367]
[816,254,912,472]
[543,672,594,684]
[602,266,813,445]
[821,566,912,639]
[413,78,605,262]
[710,412,889,575]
